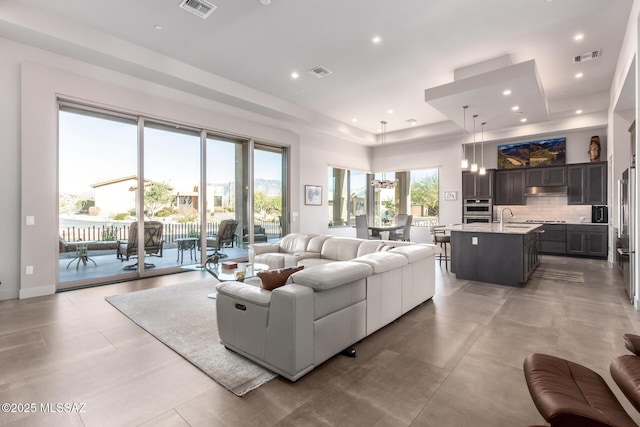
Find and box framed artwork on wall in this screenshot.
[444,191,457,201]
[304,185,322,206]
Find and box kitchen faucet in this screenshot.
[500,208,514,226]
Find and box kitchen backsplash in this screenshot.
[493,195,594,223]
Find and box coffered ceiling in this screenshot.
[0,0,634,145]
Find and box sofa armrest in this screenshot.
[248,242,282,262]
[216,281,272,306]
[265,284,315,381]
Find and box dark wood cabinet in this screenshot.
[566,224,607,258]
[462,170,494,199]
[526,166,567,187]
[495,169,525,205]
[567,162,607,205]
[538,224,567,255]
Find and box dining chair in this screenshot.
[390,214,412,241]
[355,215,380,240]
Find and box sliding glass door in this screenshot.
[143,122,201,271]
[205,135,249,261]
[58,103,288,289]
[58,106,139,288]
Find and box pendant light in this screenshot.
[370,120,397,189]
[470,114,478,172]
[479,121,487,175]
[460,106,469,169]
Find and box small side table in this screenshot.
[66,241,97,269]
[176,237,198,264]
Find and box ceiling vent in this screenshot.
[307,66,333,78]
[179,0,217,19]
[574,50,601,63]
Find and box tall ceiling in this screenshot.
[0,0,634,144]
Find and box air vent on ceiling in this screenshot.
[307,66,333,78]
[574,49,601,63]
[179,0,217,19]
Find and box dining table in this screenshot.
[368,224,404,239]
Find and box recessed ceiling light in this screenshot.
[575,72,584,79]
[291,72,299,79]
[259,0,271,5]
[372,36,382,44]
[576,109,583,114]
[574,33,584,41]
[387,109,394,114]
[502,89,512,96]
[352,118,358,123]
[154,25,163,30]
[511,105,519,111]
[520,118,528,123]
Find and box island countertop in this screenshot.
[445,223,543,234]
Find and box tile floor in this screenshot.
[1,255,638,426]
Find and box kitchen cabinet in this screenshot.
[462,169,494,199]
[567,162,607,205]
[566,224,607,258]
[538,224,567,255]
[526,166,567,187]
[524,230,540,281]
[495,169,525,205]
[450,223,541,286]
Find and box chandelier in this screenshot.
[370,120,397,189]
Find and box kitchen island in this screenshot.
[448,223,543,286]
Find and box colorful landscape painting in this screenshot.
[528,137,566,166]
[497,142,530,169]
[497,137,566,169]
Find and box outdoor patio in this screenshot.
[58,241,266,285]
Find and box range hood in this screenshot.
[525,186,568,197]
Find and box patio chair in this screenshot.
[116,221,164,269]
[205,219,238,261]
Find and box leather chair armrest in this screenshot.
[624,334,640,355]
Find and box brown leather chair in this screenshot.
[524,353,637,427]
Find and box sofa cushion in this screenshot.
[216,281,272,307]
[279,233,317,254]
[320,237,363,261]
[356,240,385,257]
[258,266,304,291]
[352,252,408,273]
[389,244,439,262]
[307,235,333,253]
[291,261,373,291]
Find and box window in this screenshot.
[329,167,438,227]
[58,102,289,289]
[408,168,439,226]
[328,167,367,227]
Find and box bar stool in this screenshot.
[430,225,451,271]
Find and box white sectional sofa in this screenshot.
[215,233,439,381]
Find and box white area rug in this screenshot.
[106,280,276,396]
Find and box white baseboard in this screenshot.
[19,284,56,299]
